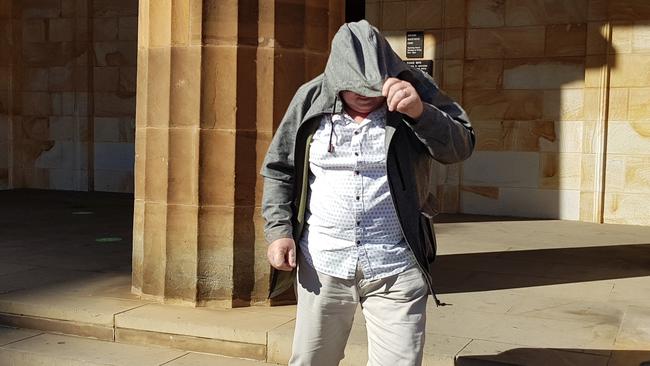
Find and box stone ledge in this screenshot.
[0,288,150,326]
[114,303,294,346]
[116,327,266,361]
[0,313,114,341]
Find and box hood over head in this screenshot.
[314,20,437,116]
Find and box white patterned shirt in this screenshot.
[299,107,416,280]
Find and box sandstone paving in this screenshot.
[434,220,650,256]
[114,303,295,345]
[456,339,611,366]
[0,262,37,277]
[163,352,274,365]
[0,288,149,326]
[424,305,621,351]
[22,271,141,301]
[613,305,650,350]
[0,326,41,346]
[0,219,649,364]
[0,267,99,295]
[0,333,186,366]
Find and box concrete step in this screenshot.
[0,326,274,366]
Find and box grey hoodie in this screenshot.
[261,20,475,300]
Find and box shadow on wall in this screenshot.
[460,2,650,226]
[457,12,616,222]
[456,348,650,366]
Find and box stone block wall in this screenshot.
[367,0,650,225]
[598,6,650,225]
[0,1,11,189]
[0,0,137,193]
[90,0,137,192]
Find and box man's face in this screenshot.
[340,91,385,114]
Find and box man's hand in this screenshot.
[267,238,296,271]
[382,77,424,120]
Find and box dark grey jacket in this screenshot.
[260,20,475,299]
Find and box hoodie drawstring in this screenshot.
[432,289,448,307]
[327,95,337,153]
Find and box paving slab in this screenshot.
[435,220,650,255]
[0,333,186,366]
[0,312,116,341]
[162,352,274,365]
[0,267,96,294]
[0,288,149,340]
[266,319,294,364]
[427,305,620,350]
[0,288,149,326]
[0,326,41,346]
[0,263,37,277]
[29,271,141,301]
[115,304,294,345]
[614,305,650,350]
[114,303,296,359]
[456,339,611,366]
[506,299,625,325]
[609,276,650,303]
[116,327,268,361]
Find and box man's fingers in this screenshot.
[288,246,296,268]
[388,86,409,111]
[382,77,400,97]
[273,247,286,268]
[386,81,403,107]
[395,94,416,112]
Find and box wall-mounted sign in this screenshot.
[406,31,424,59]
[405,60,434,76]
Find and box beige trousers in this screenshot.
[289,253,428,366]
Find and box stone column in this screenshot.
[132,0,344,308]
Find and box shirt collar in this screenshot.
[331,105,387,127]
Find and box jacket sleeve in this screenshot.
[400,69,475,164]
[259,94,304,244]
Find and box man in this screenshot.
[261,20,474,365]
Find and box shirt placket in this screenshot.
[351,122,372,279]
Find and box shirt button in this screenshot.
[356,221,361,226]
[356,196,360,200]
[354,170,359,175]
[354,152,359,156]
[354,131,359,135]
[356,240,361,245]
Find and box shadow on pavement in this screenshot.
[456,348,650,366]
[432,243,650,294]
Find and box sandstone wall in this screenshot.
[0,1,11,189]
[0,0,137,193]
[599,8,650,225]
[367,0,650,225]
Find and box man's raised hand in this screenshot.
[382,77,424,120]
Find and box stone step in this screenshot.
[0,326,273,366]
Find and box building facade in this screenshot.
[1,0,649,307]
